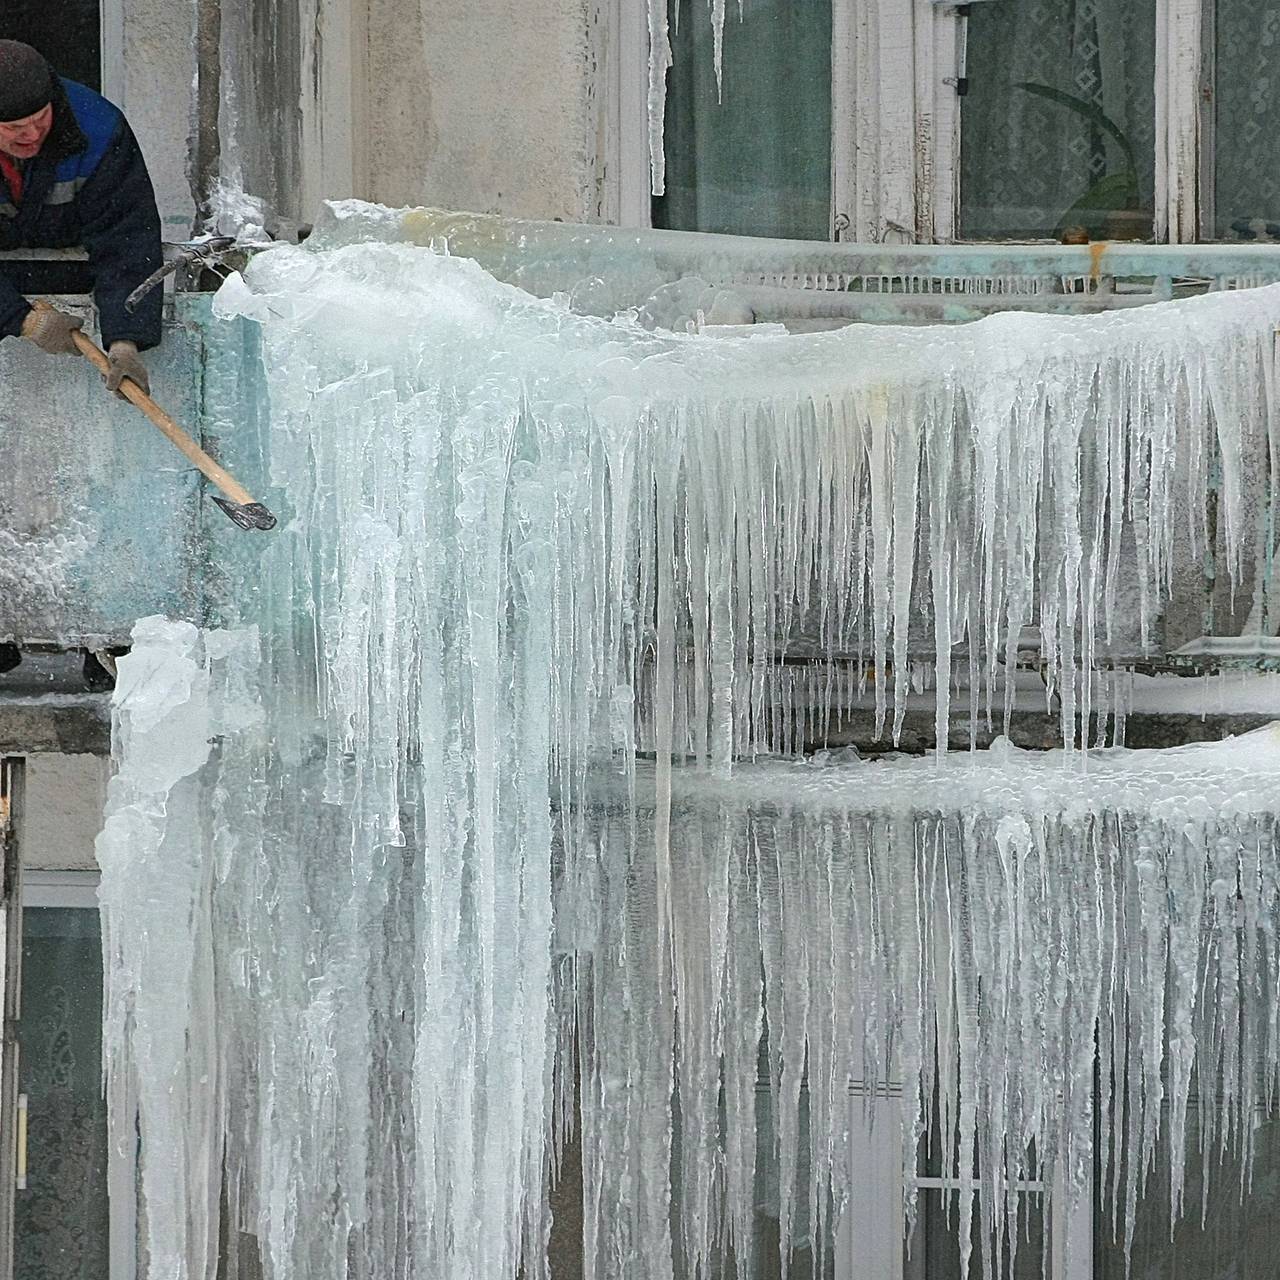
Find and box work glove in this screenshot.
[105,340,150,398]
[20,305,83,355]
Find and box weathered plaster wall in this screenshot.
[103,0,198,235]
[366,0,602,220]
[22,754,108,872]
[99,0,607,236]
[218,0,306,229]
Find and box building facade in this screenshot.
[2,2,1280,1278]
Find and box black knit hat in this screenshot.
[0,41,55,124]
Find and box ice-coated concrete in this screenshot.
[0,302,204,647]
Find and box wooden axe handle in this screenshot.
[32,301,262,511]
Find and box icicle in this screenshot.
[711,0,726,101]
[647,0,673,196]
[647,0,731,191]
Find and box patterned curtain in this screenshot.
[959,0,1157,241]
[1215,0,1280,239]
[653,0,833,241]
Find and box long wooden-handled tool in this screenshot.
[34,302,276,531]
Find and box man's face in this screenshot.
[0,104,53,159]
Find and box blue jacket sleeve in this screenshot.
[0,274,31,341]
[77,117,164,351]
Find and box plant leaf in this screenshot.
[1014,81,1137,176]
[1068,170,1139,211]
[1056,171,1142,236]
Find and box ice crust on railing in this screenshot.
[98,234,1280,1280]
[307,202,1280,333]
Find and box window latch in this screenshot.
[944,76,970,96]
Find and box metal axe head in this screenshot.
[211,496,278,531]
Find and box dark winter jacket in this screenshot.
[0,77,162,350]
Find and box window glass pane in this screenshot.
[906,1189,1047,1280]
[671,1081,835,1279]
[0,3,101,93]
[653,0,832,240]
[905,1087,1048,1278]
[1214,1,1280,240]
[15,906,109,1280]
[960,0,1157,241]
[1095,1103,1280,1280]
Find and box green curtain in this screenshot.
[653,0,833,241]
[1214,0,1280,239]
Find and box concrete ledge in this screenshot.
[0,698,111,755]
[814,708,1277,756]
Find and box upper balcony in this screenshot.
[4,216,1279,709]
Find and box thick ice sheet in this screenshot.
[96,232,1280,1280]
[0,318,204,646]
[98,620,240,1280]
[221,238,1280,751]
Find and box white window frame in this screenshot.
[22,869,98,911]
[611,0,1218,244]
[831,0,964,244]
[1155,0,1205,242]
[99,0,126,106]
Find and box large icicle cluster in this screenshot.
[96,233,1280,1280]
[572,735,1280,1276]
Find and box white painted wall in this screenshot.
[21,755,109,873]
[102,0,198,236]
[96,0,609,240]
[365,0,603,221]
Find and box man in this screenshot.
[0,39,161,395]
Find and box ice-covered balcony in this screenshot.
[4,216,1280,716]
[88,219,1280,1280]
